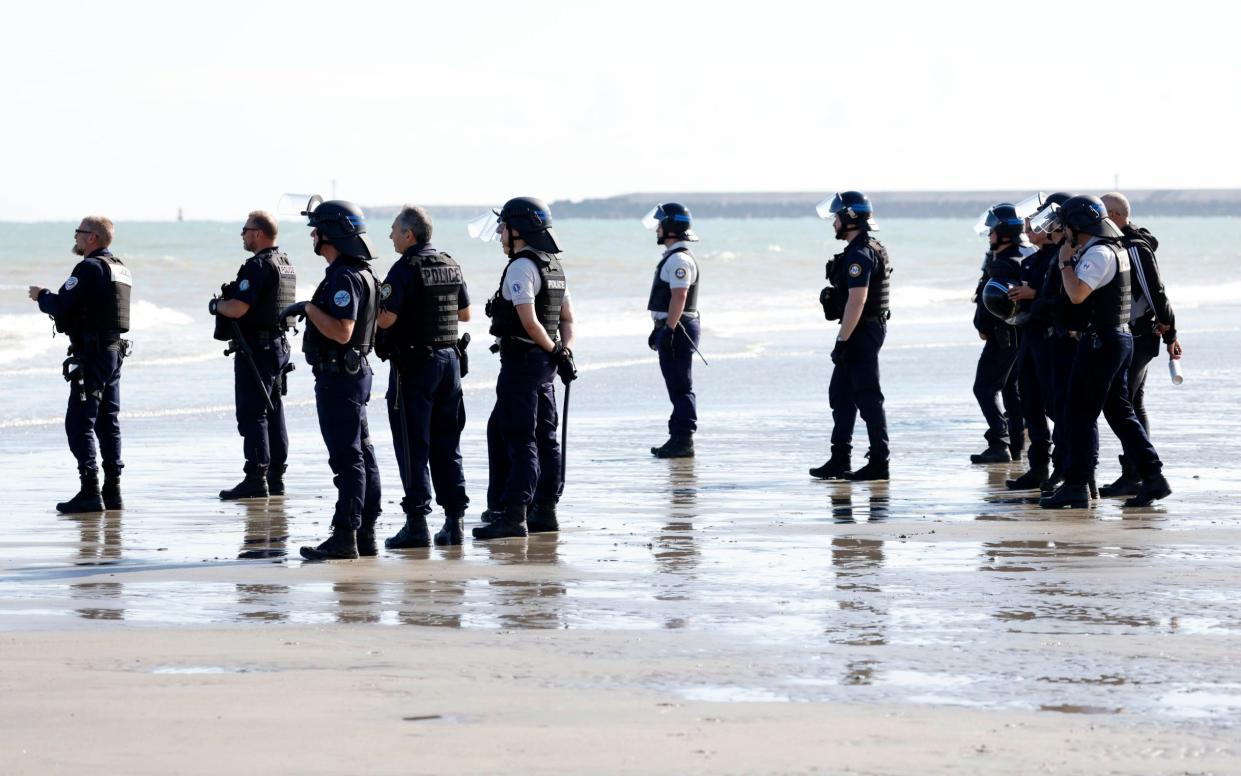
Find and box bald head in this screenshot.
[1101,192,1131,228]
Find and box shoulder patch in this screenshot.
[512,282,522,293]
[380,283,392,300]
[64,276,79,290]
[238,278,250,292]
[333,290,352,307]
[674,267,687,280]
[848,263,862,278]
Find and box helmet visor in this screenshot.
[278,193,318,218]
[1013,192,1047,219]
[467,211,501,242]
[815,194,842,220]
[641,206,662,230]
[1028,203,1062,235]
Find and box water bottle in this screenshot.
[1169,358,1184,385]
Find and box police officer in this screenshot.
[208,211,296,500]
[644,202,701,458]
[809,191,891,481]
[376,205,471,548]
[1097,192,1182,497]
[1007,193,1072,489]
[1038,196,1171,509]
[476,197,577,540]
[969,204,1028,464]
[282,197,383,559]
[29,216,132,513]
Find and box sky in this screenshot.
[2,0,1237,220]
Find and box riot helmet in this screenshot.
[642,202,698,244]
[1057,195,1123,239]
[302,195,377,260]
[497,196,562,254]
[816,191,878,238]
[1028,192,1075,235]
[982,279,1018,324]
[982,203,1026,242]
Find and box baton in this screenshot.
[560,380,570,485]
[677,322,709,366]
[227,319,275,414]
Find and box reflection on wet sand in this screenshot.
[653,459,699,626]
[829,484,889,524]
[484,537,566,630]
[237,500,288,560]
[828,536,886,649]
[70,512,125,621]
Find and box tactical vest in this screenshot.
[647,246,699,315]
[391,250,462,348]
[303,259,379,368]
[61,253,131,338]
[247,249,298,333]
[863,238,892,320]
[488,250,566,341]
[1085,240,1131,331]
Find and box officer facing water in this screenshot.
[375,205,471,549]
[29,216,132,513]
[1035,196,1171,509]
[281,198,383,559]
[643,202,701,458]
[476,197,577,540]
[208,211,296,500]
[809,191,891,482]
[969,204,1029,464]
[1096,192,1182,498]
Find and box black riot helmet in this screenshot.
[984,203,1025,242]
[651,202,698,242]
[982,279,1018,324]
[497,196,562,254]
[817,191,878,237]
[302,196,377,260]
[1058,195,1123,239]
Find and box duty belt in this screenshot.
[312,351,370,376]
[73,333,130,354]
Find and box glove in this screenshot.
[551,343,578,384]
[819,286,833,320]
[208,298,220,316]
[279,301,307,321]
[830,338,848,366]
[649,323,672,352]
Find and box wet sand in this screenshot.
[2,333,1240,773]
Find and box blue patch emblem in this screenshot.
[380,284,392,300]
[848,263,862,278]
[239,279,250,292]
[333,290,351,307]
[512,283,521,293]
[64,276,79,290]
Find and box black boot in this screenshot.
[809,449,851,480]
[299,523,358,560]
[527,501,559,534]
[1039,482,1090,509]
[652,434,694,458]
[1009,443,1024,463]
[846,455,889,481]
[1006,465,1048,490]
[1099,456,1142,498]
[434,510,465,546]
[479,506,502,525]
[1124,473,1172,508]
[971,444,1012,464]
[1039,466,1064,494]
[57,470,104,514]
[357,515,379,557]
[472,504,528,541]
[102,469,123,510]
[1089,478,1099,500]
[267,464,287,496]
[385,513,431,549]
[219,464,269,500]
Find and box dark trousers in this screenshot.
[1016,330,1053,467]
[386,349,468,518]
[972,330,1023,448]
[234,339,289,471]
[829,319,889,460]
[315,368,381,530]
[66,349,124,475]
[1047,334,1078,470]
[1128,330,1161,434]
[487,345,561,510]
[1064,330,1162,485]
[658,317,699,436]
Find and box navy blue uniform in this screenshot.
[828,235,890,461]
[648,243,700,438]
[37,249,131,477]
[1014,243,1057,468]
[306,259,381,531]
[380,244,470,519]
[971,245,1025,453]
[229,249,292,474]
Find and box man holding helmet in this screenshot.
[282,197,383,559]
[643,202,701,459]
[475,197,577,540]
[809,191,891,482]
[969,203,1030,464]
[1035,195,1171,509]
